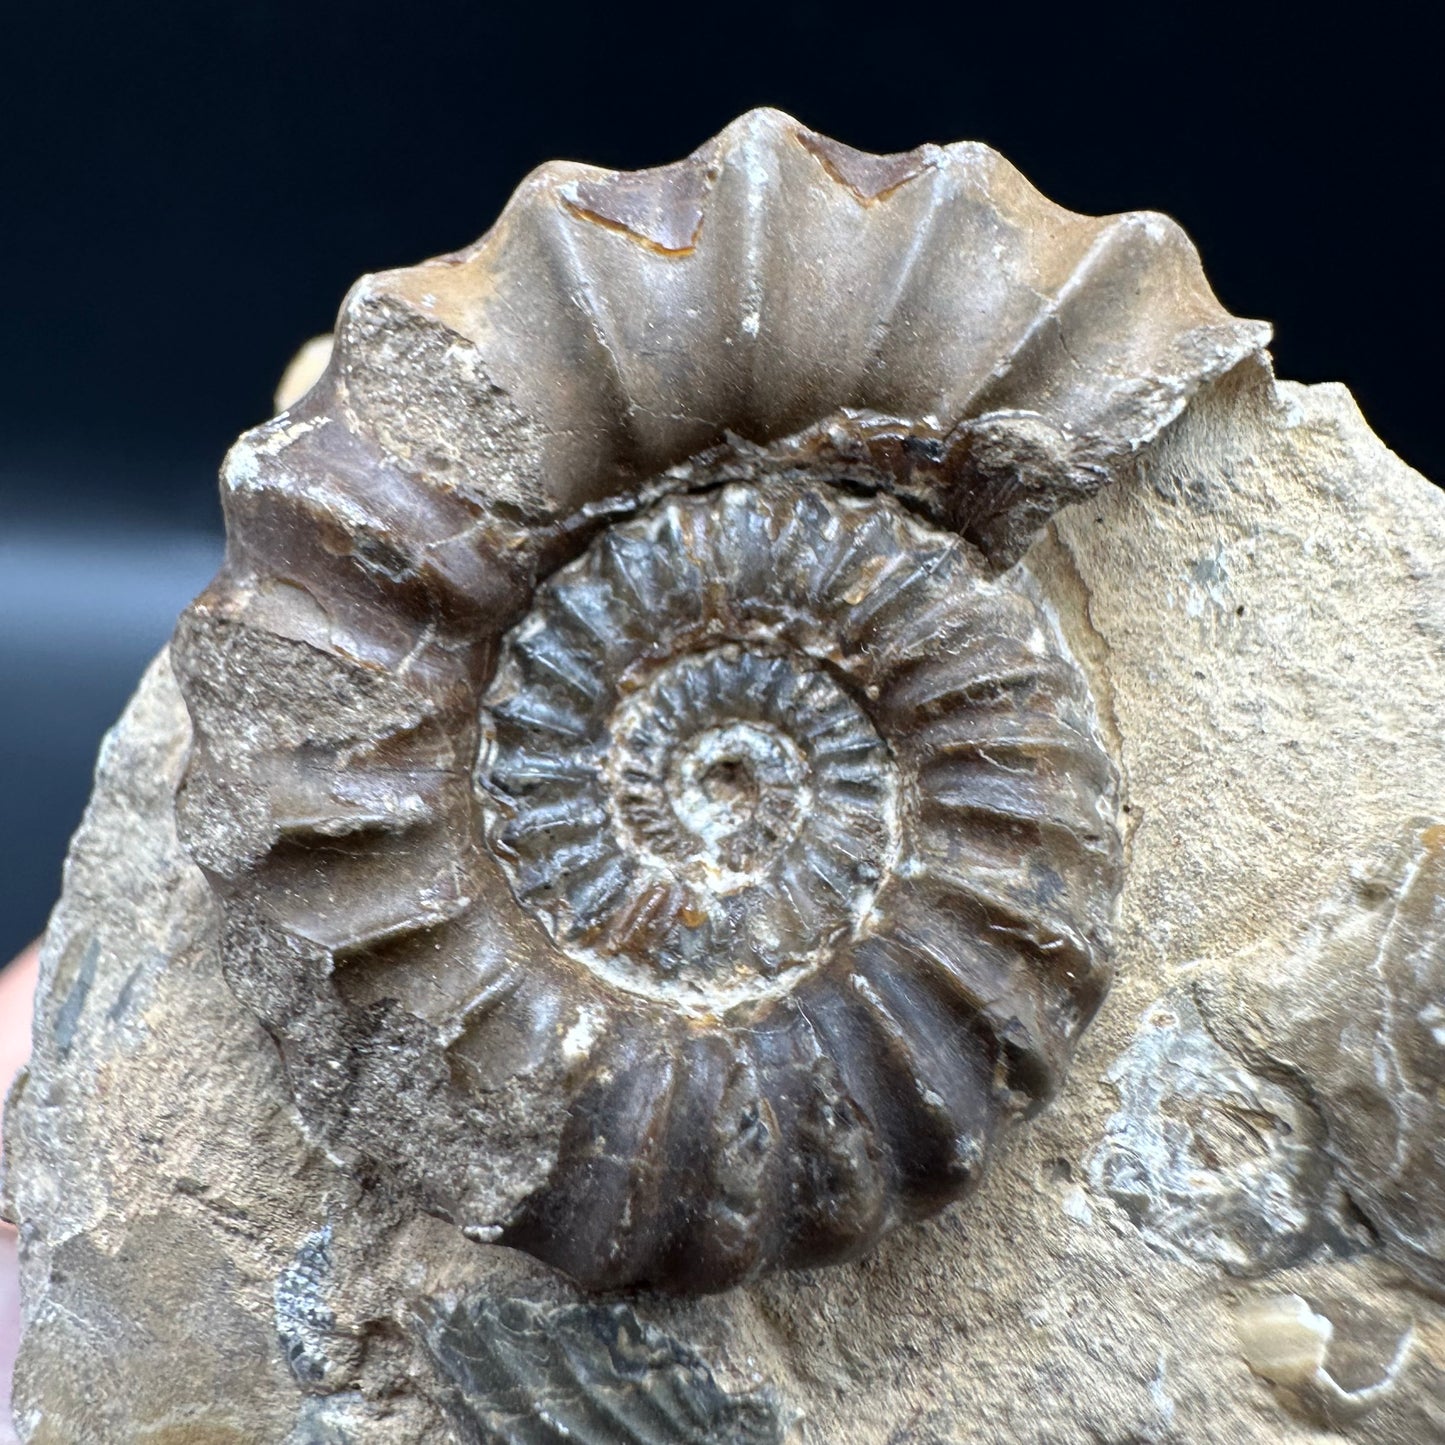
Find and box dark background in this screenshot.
[0,3,1438,959]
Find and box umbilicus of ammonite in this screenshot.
[173,109,1268,1294]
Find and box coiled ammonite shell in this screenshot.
[174,110,1266,1293]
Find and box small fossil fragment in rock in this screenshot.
[1207,821,1445,1296]
[414,1296,786,1445]
[1089,993,1368,1274]
[173,108,1268,1293]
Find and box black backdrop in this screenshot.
[1,2,1439,955]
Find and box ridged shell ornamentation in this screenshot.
[173,110,1267,1293]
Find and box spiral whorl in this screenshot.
[174,110,1263,1293]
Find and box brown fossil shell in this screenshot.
[173,109,1267,1293]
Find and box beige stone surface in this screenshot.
[4,365,1443,1442]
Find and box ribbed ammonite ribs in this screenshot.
[173,108,1267,1293]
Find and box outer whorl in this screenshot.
[173,109,1267,1293]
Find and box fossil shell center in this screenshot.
[479,482,905,1005]
[610,647,886,895]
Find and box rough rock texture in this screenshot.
[5,364,1444,1442]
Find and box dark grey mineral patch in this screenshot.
[276,1225,337,1387]
[414,1295,786,1445]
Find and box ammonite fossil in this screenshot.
[174,110,1266,1293]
